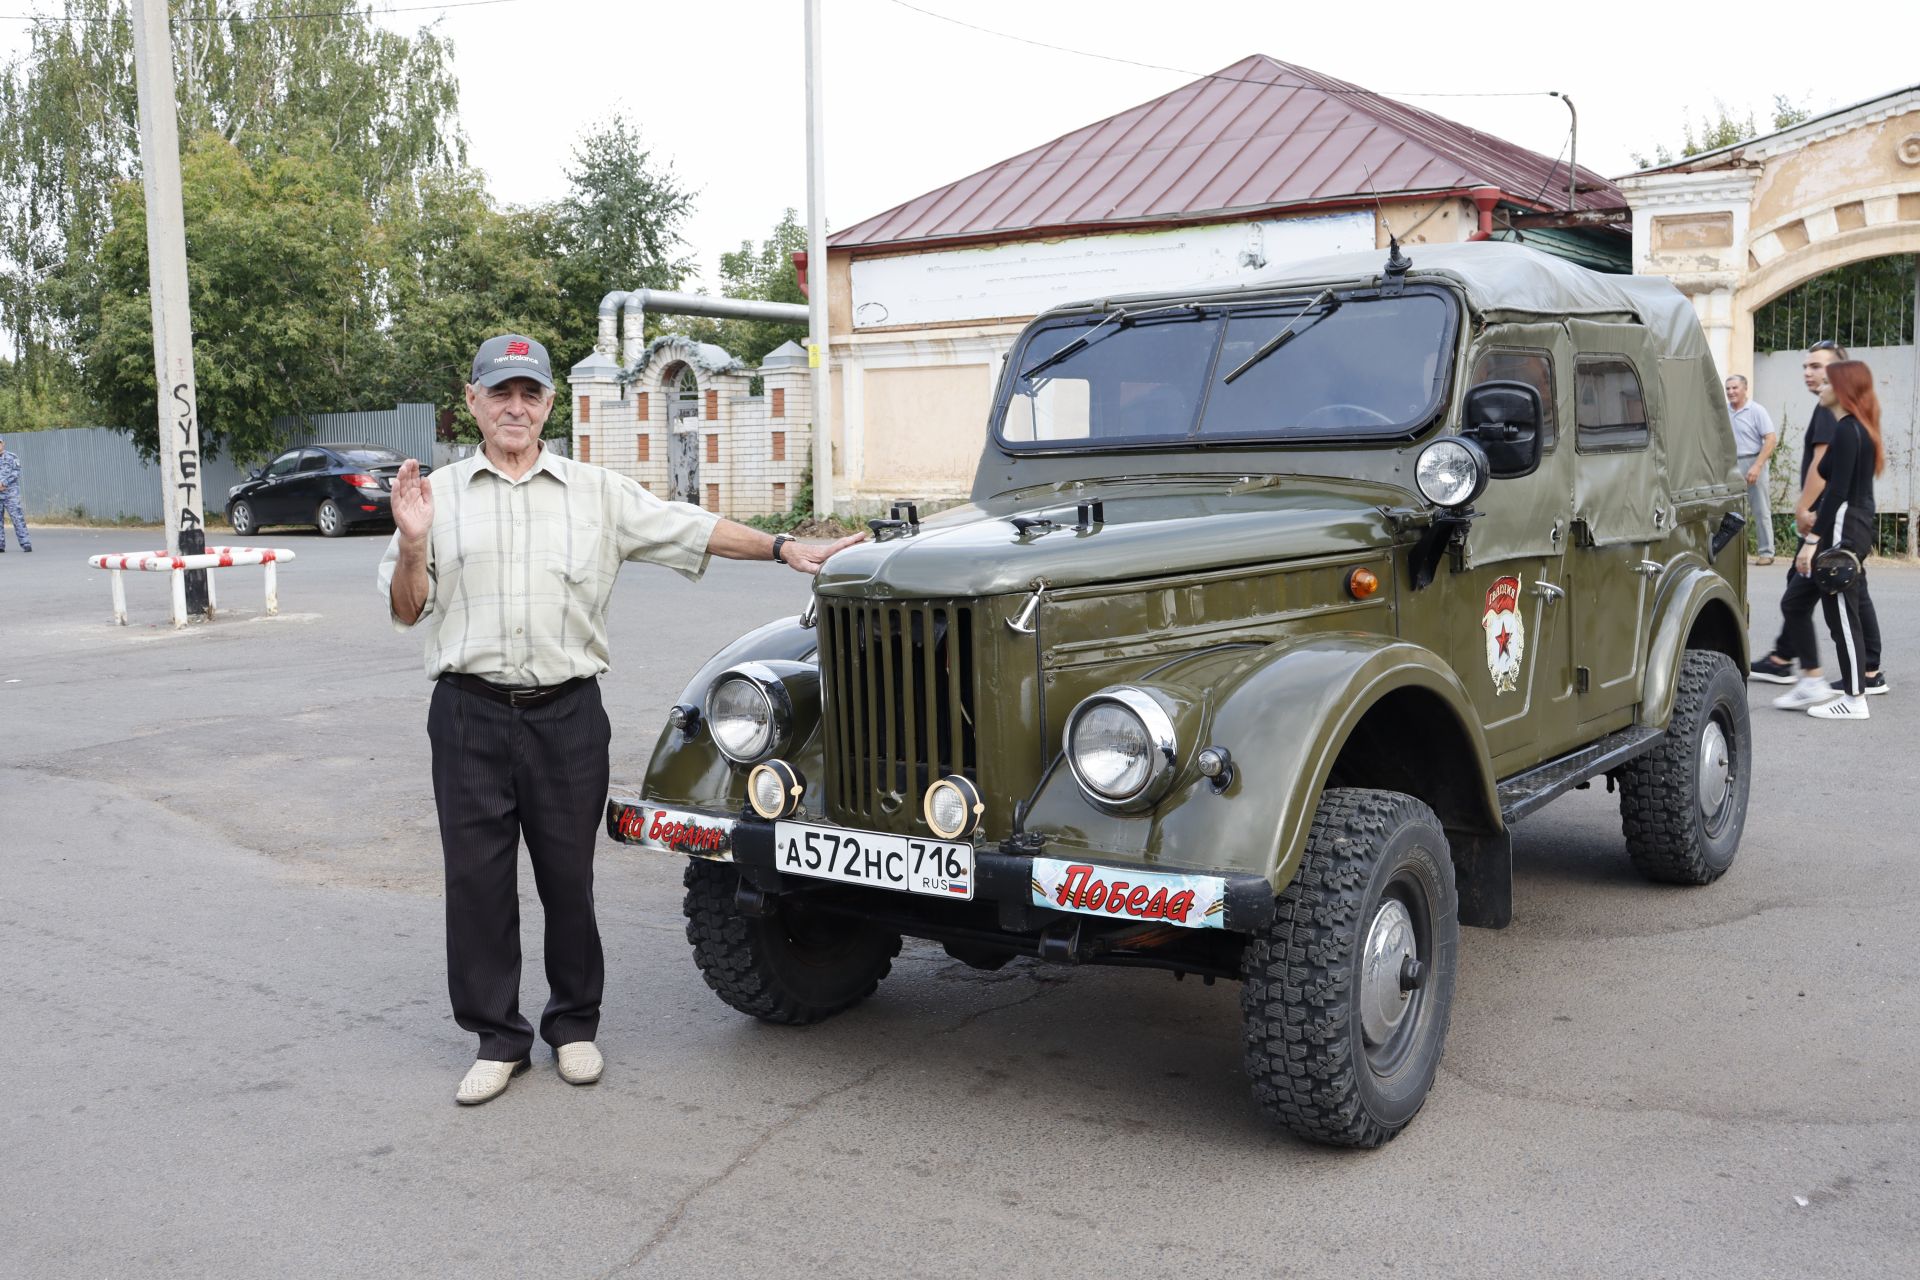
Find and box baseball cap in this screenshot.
[471,334,554,389]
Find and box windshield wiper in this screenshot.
[1016,303,1199,382]
[1220,290,1341,385]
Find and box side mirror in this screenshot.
[1463,380,1543,479]
[249,467,263,480]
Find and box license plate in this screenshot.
[773,821,973,900]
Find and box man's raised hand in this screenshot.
[393,459,433,541]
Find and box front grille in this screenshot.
[818,599,978,823]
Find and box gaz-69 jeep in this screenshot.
[608,241,1753,1148]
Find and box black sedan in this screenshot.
[226,443,429,537]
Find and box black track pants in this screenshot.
[428,677,611,1062]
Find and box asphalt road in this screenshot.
[3,525,1916,1279]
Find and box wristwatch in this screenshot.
[771,534,792,564]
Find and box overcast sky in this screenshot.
[5,0,1918,302]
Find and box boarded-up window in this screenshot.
[705,483,720,510]
[705,434,719,463]
[636,391,649,418]
[636,432,650,462]
[578,396,591,423]
[772,482,787,508]
[705,389,718,420]
[771,431,786,462]
[772,387,785,418]
[578,434,592,462]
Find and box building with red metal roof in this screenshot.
[814,54,1629,506]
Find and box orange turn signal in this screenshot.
[1346,567,1380,600]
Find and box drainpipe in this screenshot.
[1466,188,1502,241]
[792,250,808,299]
[596,291,629,358]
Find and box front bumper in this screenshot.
[605,795,1276,935]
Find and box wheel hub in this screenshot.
[1360,899,1419,1047]
[1697,719,1731,818]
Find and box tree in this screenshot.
[0,0,463,394]
[1631,95,1815,169]
[669,208,809,368]
[87,133,382,460]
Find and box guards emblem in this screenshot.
[1482,576,1526,695]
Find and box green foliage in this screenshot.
[670,208,809,367]
[1631,95,1815,169]
[87,133,383,460]
[1753,254,1917,353]
[0,352,90,431]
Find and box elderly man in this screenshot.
[380,334,861,1105]
[0,435,33,552]
[1725,374,1776,564]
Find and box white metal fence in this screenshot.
[6,404,433,523]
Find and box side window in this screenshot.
[1574,356,1649,452]
[1470,349,1557,450]
[263,451,302,478]
[296,450,329,473]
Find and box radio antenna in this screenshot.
[1361,161,1411,284]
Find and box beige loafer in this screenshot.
[456,1057,530,1105]
[556,1041,603,1085]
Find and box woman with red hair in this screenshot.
[1784,359,1884,720]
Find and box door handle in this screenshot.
[1632,560,1663,577]
[1529,580,1565,602]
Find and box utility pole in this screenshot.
[804,0,835,517]
[130,0,209,617]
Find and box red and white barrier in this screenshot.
[88,546,296,627]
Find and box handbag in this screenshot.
[1811,546,1861,594]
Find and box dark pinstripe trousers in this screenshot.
[429,677,610,1062]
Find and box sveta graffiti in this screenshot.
[1030,858,1228,930]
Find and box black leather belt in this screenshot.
[442,672,593,709]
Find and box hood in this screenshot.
[817,480,1403,599]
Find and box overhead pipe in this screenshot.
[596,291,630,357]
[1467,187,1502,241]
[615,288,810,367]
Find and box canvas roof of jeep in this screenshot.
[1083,241,1707,362]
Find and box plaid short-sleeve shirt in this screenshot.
[377,448,720,685]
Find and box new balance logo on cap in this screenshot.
[471,334,554,389]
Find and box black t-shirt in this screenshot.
[1812,414,1876,545]
[1801,403,1836,486]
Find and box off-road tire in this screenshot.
[229,500,256,536]
[683,860,901,1025]
[1242,788,1459,1148]
[316,498,346,537]
[1618,649,1749,885]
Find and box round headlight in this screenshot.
[1415,437,1490,509]
[707,674,777,763]
[924,774,984,840]
[1064,687,1179,811]
[747,759,805,820]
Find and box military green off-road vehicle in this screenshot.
[609,241,1753,1147]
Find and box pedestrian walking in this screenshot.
[1784,360,1884,721]
[0,435,33,552]
[379,334,863,1106]
[1749,340,1885,695]
[1724,374,1776,564]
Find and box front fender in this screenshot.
[1640,561,1747,728]
[639,614,821,810]
[1022,635,1501,892]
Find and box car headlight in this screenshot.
[924,774,985,840]
[1415,437,1490,509]
[705,663,793,765]
[1064,686,1179,811]
[747,759,806,819]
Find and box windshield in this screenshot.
[338,447,407,467]
[997,288,1455,450]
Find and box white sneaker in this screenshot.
[1808,695,1870,720]
[456,1057,530,1105]
[1772,677,1839,710]
[556,1041,603,1085]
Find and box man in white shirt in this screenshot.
[1725,374,1777,564]
[380,334,860,1105]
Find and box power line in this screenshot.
[884,0,1558,99]
[0,0,522,23]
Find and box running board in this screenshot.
[1497,726,1664,825]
